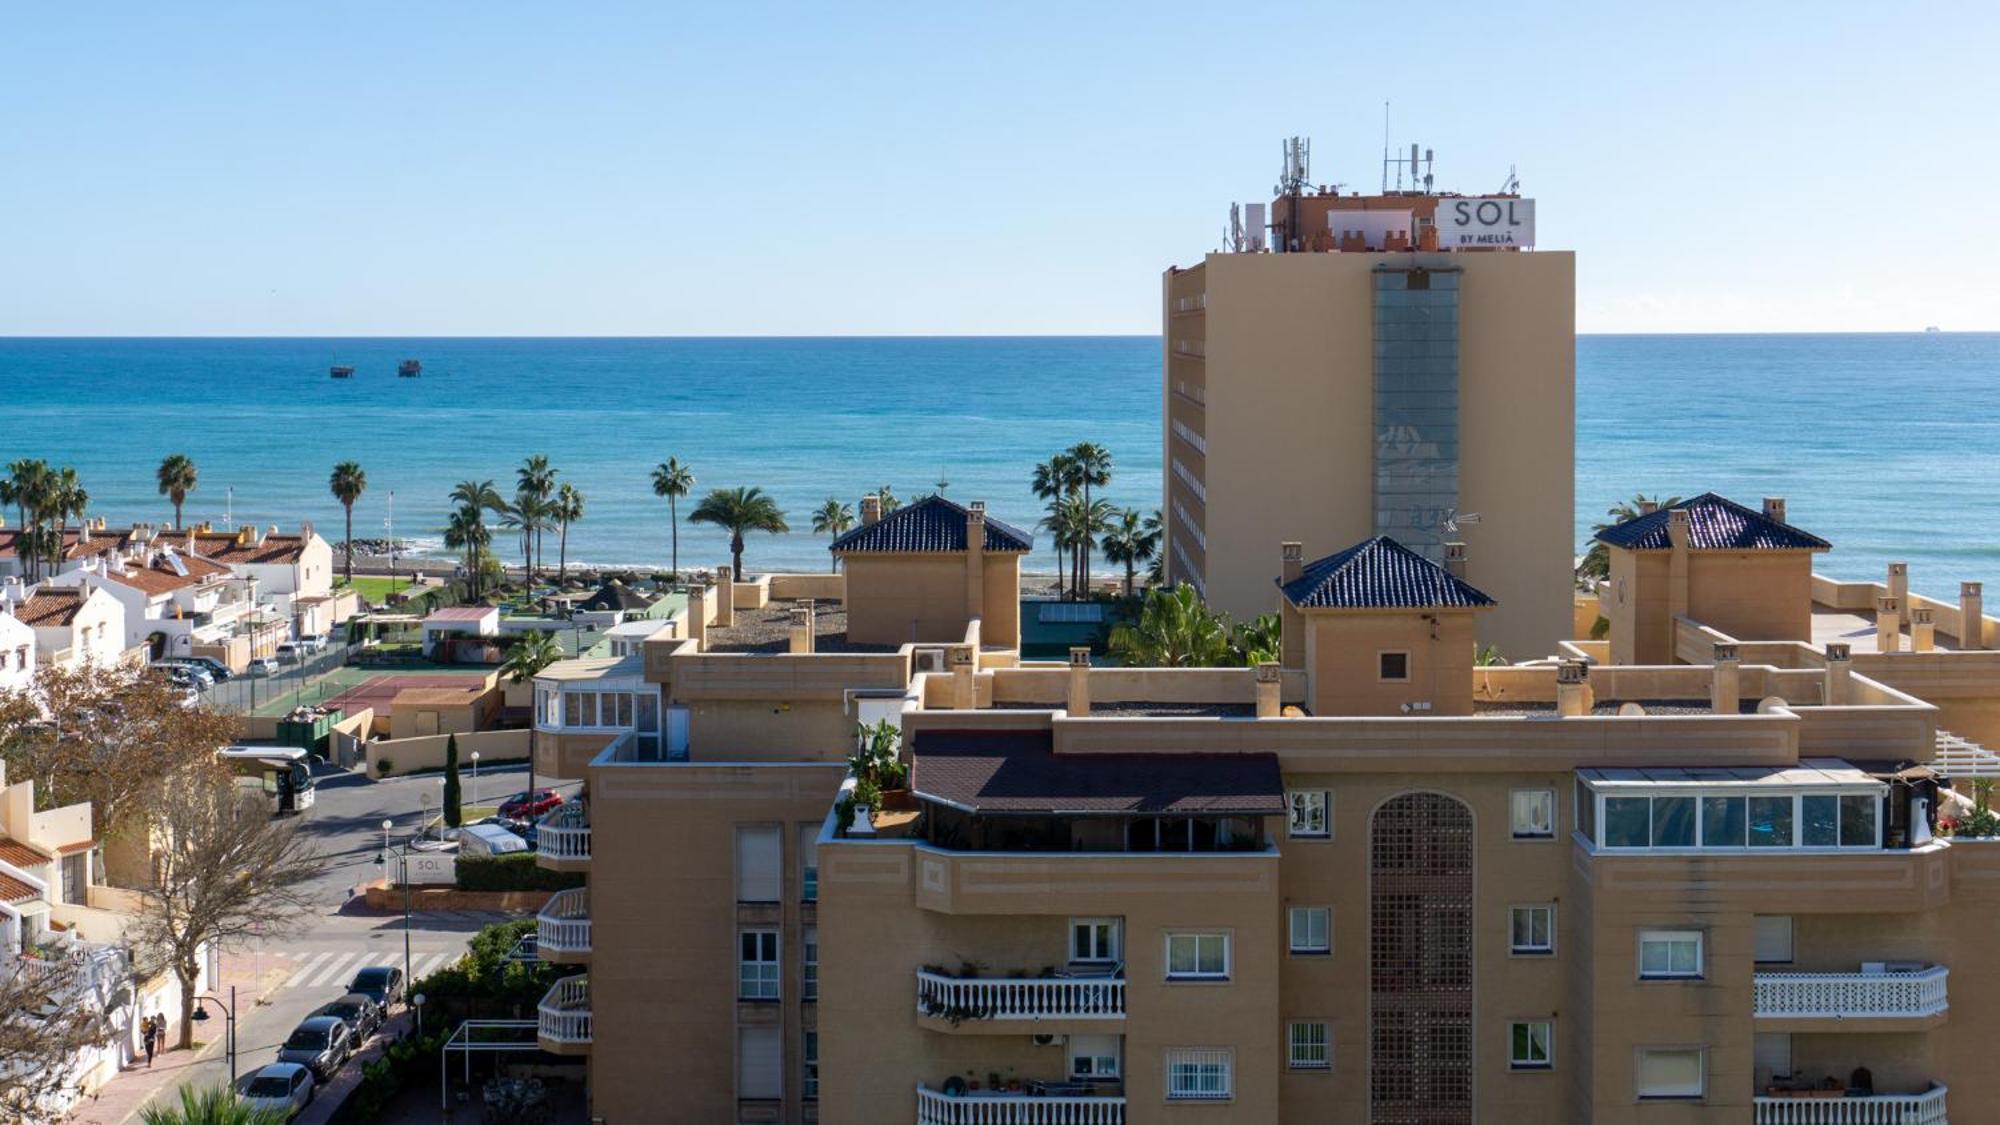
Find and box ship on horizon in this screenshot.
[398,358,422,377]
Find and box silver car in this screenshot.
[276,1016,351,1080]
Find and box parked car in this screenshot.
[347,965,404,1010]
[299,633,329,653]
[497,789,563,821]
[148,664,207,689]
[177,655,234,681]
[238,1062,315,1116]
[276,1016,351,1080]
[275,642,302,663]
[248,657,279,677]
[312,993,384,1044]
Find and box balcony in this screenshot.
[536,975,591,1055]
[1754,966,1948,1028]
[1754,1083,1946,1124]
[536,799,590,871]
[536,888,590,963]
[917,1085,1125,1125]
[916,969,1125,1033]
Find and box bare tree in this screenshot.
[129,770,325,1050]
[0,965,122,1123]
[0,665,235,863]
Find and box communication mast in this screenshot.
[1383,143,1435,194]
[1274,137,1309,251]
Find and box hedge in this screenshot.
[455,852,584,893]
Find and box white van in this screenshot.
[458,822,529,857]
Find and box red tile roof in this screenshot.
[0,838,49,868]
[10,588,88,628]
[0,527,142,562]
[100,552,233,596]
[53,840,93,855]
[190,531,311,565]
[0,872,39,905]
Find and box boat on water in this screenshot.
[398,359,422,378]
[1925,326,1942,334]
[329,365,355,379]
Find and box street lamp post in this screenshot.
[192,986,238,1087]
[413,992,427,1037]
[378,820,413,994]
[471,751,480,808]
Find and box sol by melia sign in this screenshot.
[1435,197,1535,248]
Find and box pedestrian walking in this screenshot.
[141,1015,158,1068]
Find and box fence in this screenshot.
[197,642,359,716]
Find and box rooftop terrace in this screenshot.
[701,599,897,655]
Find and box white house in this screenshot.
[0,611,32,694]
[190,523,339,638]
[0,581,126,671]
[47,548,250,661]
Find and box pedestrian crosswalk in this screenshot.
[279,948,463,991]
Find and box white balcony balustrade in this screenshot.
[536,888,590,956]
[537,799,591,862]
[1753,966,1948,1020]
[537,975,591,1046]
[1754,1083,1947,1124]
[917,1086,1125,1125]
[916,969,1125,1022]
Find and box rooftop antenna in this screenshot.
[1440,508,1483,534]
[1276,137,1309,251]
[1499,164,1520,194]
[935,468,950,495]
[222,486,234,530]
[1228,203,1244,253]
[1381,101,1391,193]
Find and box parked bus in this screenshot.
[218,746,317,815]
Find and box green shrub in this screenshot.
[375,757,394,776]
[456,853,584,893]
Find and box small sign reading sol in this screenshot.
[1435,197,1535,248]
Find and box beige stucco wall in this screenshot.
[840,552,1021,648]
[365,727,529,777]
[1608,547,1815,665]
[1302,608,1480,716]
[1171,250,1575,664]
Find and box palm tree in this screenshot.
[651,458,695,578]
[516,455,557,573]
[553,483,585,581]
[328,461,367,584]
[1229,613,1282,665]
[689,486,789,581]
[502,629,565,687]
[1100,507,1159,599]
[1108,585,1232,667]
[1030,454,1081,597]
[156,453,198,529]
[140,1083,291,1124]
[812,498,855,572]
[443,507,493,599]
[449,479,504,516]
[876,485,901,514]
[1066,443,1113,593]
[1578,493,1683,579]
[1144,507,1166,586]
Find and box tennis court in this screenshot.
[243,665,493,718]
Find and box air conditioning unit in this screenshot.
[912,646,948,674]
[1032,1034,1066,1048]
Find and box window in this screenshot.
[1289,907,1330,955]
[1701,796,1746,846]
[1071,918,1120,964]
[1070,1034,1120,1080]
[799,823,819,903]
[1753,916,1794,964]
[1165,932,1230,980]
[1288,790,1330,838]
[738,930,780,1000]
[1509,1021,1552,1070]
[1605,797,1650,848]
[1636,1048,1705,1099]
[1288,1022,1330,1070]
[1378,651,1410,681]
[1639,930,1703,979]
[1165,1048,1232,1100]
[563,692,584,727]
[1511,790,1555,839]
[1651,796,1696,847]
[802,926,818,1001]
[802,1030,818,1101]
[737,1025,781,1100]
[736,825,782,903]
[1595,790,1882,852]
[1749,796,1794,847]
[1510,906,1554,955]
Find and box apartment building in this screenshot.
[1163,165,1573,662]
[0,580,127,670]
[518,481,2000,1124]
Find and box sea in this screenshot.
[0,334,1995,599]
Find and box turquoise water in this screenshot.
[1,335,1995,597]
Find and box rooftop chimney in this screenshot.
[1911,606,1936,653]
[1824,642,1852,705]
[949,645,976,710]
[713,562,736,626]
[789,602,815,655]
[861,495,882,527]
[1762,497,1787,523]
[1876,595,1903,654]
[1254,661,1282,719]
[1710,642,1740,715]
[1666,508,1691,548]
[1887,562,1909,610]
[300,521,314,541]
[1444,542,1468,581]
[1281,542,1304,586]
[1963,582,1986,650]
[1556,660,1592,718]
[1067,647,1091,717]
[1637,499,1660,516]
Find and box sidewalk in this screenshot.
[68,951,297,1125]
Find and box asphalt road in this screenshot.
[133,761,577,1120]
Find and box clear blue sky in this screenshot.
[3,2,1993,335]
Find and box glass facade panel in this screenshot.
[1802,795,1839,846]
[1748,796,1794,847]
[1652,797,1696,847]
[1840,794,1878,846]
[1701,797,1747,846]
[1604,798,1650,848]
[1372,269,1461,557]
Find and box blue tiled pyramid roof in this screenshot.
[1278,536,1496,610]
[1592,492,1830,552]
[828,495,1033,554]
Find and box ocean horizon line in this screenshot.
[1,329,1994,341]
